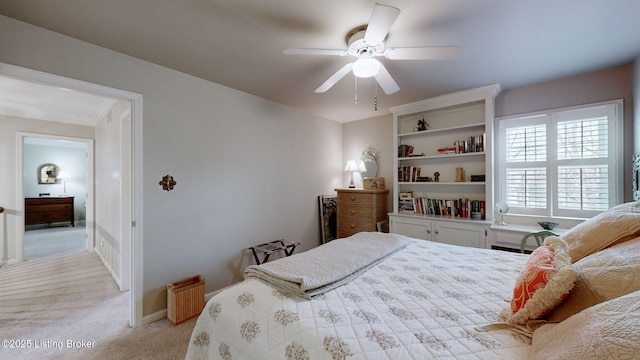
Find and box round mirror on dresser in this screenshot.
[361,147,378,178]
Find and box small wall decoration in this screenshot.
[159,174,176,191]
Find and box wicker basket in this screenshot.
[167,275,205,325]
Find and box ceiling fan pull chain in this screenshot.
[354,77,358,104]
[374,81,378,111]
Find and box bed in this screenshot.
[187,201,640,360]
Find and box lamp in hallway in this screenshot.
[344,160,366,188]
[59,171,70,195]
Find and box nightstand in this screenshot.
[335,188,389,238]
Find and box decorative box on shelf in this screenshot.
[363,177,385,189]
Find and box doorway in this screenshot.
[22,136,91,260]
[1,62,144,327]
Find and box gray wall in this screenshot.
[495,64,634,201]
[0,15,343,317]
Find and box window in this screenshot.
[496,101,623,219]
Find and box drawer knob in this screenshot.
[349,210,355,215]
[350,196,356,201]
[350,224,356,228]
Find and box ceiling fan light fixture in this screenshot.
[352,58,380,78]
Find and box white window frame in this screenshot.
[496,100,623,220]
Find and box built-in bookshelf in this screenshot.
[389,85,500,245]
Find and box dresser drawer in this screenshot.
[27,203,72,214]
[26,210,71,223]
[337,217,374,237]
[337,205,372,218]
[337,192,373,207]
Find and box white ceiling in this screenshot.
[1,0,639,124]
[0,75,116,126]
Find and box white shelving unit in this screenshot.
[388,84,501,248]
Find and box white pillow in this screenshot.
[561,201,640,262]
[547,235,640,322]
[531,290,640,359]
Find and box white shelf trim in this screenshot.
[398,181,485,185]
[398,122,485,138]
[399,152,485,161]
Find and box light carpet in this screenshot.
[0,250,196,359]
[24,225,86,260]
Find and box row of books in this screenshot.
[454,133,485,154]
[398,133,485,158]
[398,166,422,182]
[399,195,486,219]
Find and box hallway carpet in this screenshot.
[0,250,195,359]
[24,225,86,259]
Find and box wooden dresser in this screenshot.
[336,188,388,238]
[25,196,75,227]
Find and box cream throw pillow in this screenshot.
[562,201,640,262]
[531,290,640,360]
[547,235,640,322]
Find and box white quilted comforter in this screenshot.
[186,236,531,359]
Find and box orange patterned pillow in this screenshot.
[502,237,577,325]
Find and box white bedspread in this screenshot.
[187,234,531,359]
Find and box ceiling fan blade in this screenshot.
[384,46,461,60]
[284,48,348,56]
[374,63,399,95]
[364,4,400,46]
[315,63,354,93]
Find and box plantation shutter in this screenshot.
[496,101,621,219]
[554,108,612,216]
[501,116,549,215]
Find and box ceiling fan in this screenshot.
[284,3,460,95]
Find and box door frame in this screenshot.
[18,133,94,256]
[1,62,144,328]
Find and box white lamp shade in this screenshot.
[344,160,361,172]
[352,58,380,78]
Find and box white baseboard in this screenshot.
[94,247,122,289]
[143,309,168,325]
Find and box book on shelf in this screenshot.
[398,192,413,199]
[398,144,414,157]
[401,197,486,220]
[398,192,414,212]
[453,132,486,154]
[398,166,422,182]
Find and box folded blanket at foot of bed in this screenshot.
[243,232,410,299]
